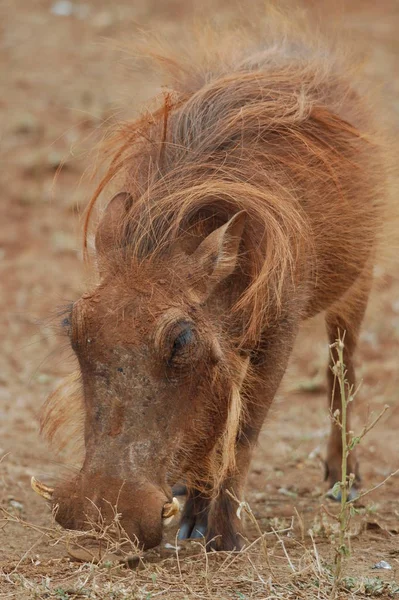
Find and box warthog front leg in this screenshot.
[206,442,253,550]
[177,446,251,550]
[177,488,210,540]
[179,319,298,550]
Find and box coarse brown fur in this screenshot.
[40,21,392,551]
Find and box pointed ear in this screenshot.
[190,211,247,298]
[95,192,132,257]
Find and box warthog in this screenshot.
[33,27,388,551]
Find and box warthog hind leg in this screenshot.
[324,265,372,499]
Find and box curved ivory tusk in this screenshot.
[31,476,54,501]
[162,497,180,525]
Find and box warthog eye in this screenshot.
[168,321,195,366]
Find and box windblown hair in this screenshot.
[41,371,85,467]
[213,356,250,488]
[84,23,386,344]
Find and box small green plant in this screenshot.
[328,334,355,595]
[55,589,70,600]
[343,576,399,597]
[328,333,397,598]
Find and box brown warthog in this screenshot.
[33,27,389,551]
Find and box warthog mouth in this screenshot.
[31,476,180,527]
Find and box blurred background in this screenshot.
[1,0,398,584]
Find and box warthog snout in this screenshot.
[32,474,179,550]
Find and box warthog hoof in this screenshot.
[177,491,209,540]
[326,485,359,502]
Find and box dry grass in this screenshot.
[2,427,398,600]
[2,324,398,600]
[1,508,398,599]
[1,338,399,599]
[0,503,352,600]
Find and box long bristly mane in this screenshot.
[84,23,384,345]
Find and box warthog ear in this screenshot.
[190,211,247,298]
[95,192,132,258]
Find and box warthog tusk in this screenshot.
[162,497,180,526]
[31,476,54,501]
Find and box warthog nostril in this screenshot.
[162,497,180,526]
[31,476,54,501]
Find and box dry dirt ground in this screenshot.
[1,1,398,599]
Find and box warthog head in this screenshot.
[34,193,249,549]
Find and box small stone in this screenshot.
[36,373,53,385]
[253,492,267,502]
[12,113,42,135]
[9,500,23,511]
[372,560,392,570]
[164,543,180,550]
[47,151,64,170]
[51,1,73,17]
[278,487,298,498]
[308,445,321,460]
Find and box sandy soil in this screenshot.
[1,1,398,598]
